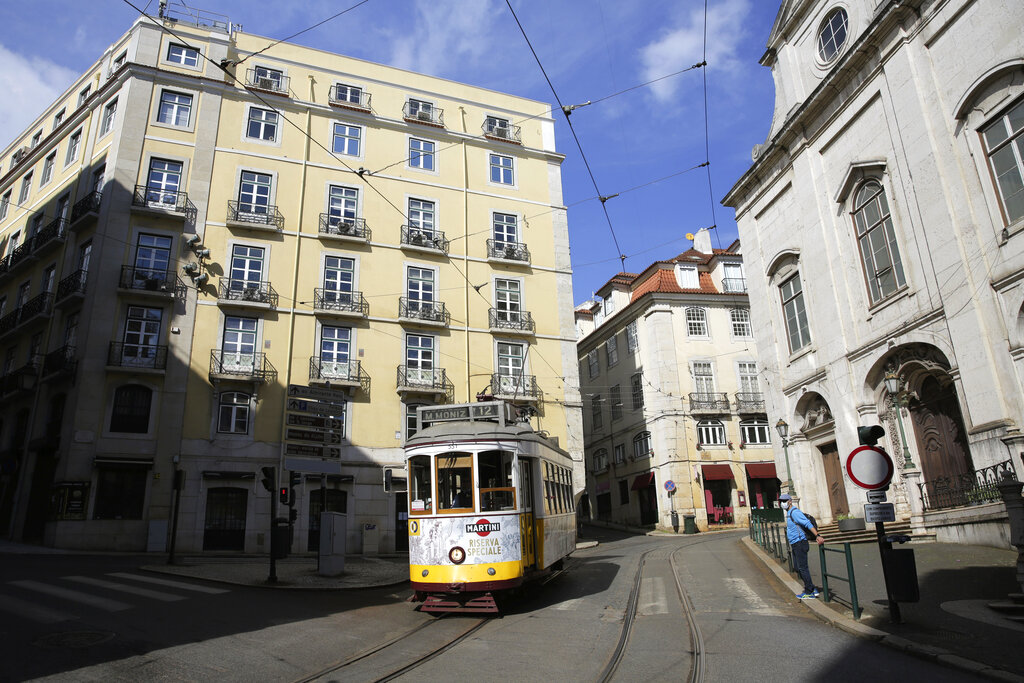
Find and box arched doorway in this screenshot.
[911,376,973,495]
[795,393,848,517]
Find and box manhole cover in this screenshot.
[34,630,116,649]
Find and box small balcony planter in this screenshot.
[837,515,865,532]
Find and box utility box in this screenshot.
[362,522,379,555]
[319,512,347,576]
[271,517,290,560]
[883,548,920,602]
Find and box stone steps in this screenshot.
[816,520,915,545]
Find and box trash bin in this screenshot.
[683,514,697,534]
[883,547,919,602]
[670,510,680,532]
[271,517,290,559]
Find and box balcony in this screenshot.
[396,365,453,401]
[486,239,530,265]
[403,102,444,127]
[328,85,371,112]
[735,392,766,413]
[55,270,87,308]
[489,373,540,402]
[245,68,289,96]
[482,120,522,144]
[313,288,368,318]
[32,217,67,255]
[227,200,284,231]
[318,213,371,243]
[42,345,76,381]
[308,357,370,393]
[488,308,535,335]
[131,186,197,222]
[107,342,168,373]
[0,359,39,398]
[723,278,747,293]
[209,350,277,383]
[217,278,278,309]
[400,225,449,255]
[920,459,1014,511]
[119,266,186,299]
[69,192,102,232]
[15,292,54,329]
[399,297,449,327]
[689,392,731,414]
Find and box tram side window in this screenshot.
[478,450,515,511]
[409,455,433,515]
[437,451,474,511]
[544,462,554,514]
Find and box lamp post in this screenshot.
[884,371,916,470]
[776,418,796,498]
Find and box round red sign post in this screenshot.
[845,445,894,490]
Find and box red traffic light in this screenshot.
[279,487,290,505]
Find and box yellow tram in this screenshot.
[405,401,577,613]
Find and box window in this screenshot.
[854,181,906,303]
[610,384,622,421]
[28,213,44,238]
[65,130,81,165]
[983,98,1024,223]
[78,241,92,274]
[496,342,526,394]
[319,325,352,384]
[78,86,91,107]
[494,279,522,323]
[731,308,752,337]
[41,154,55,186]
[817,8,849,63]
[438,451,474,512]
[134,233,172,279]
[64,312,79,348]
[591,395,603,430]
[406,334,435,385]
[780,273,811,352]
[253,66,283,90]
[18,173,32,203]
[230,245,265,291]
[327,185,359,227]
[246,108,278,141]
[587,349,599,378]
[697,420,727,447]
[7,232,20,258]
[109,384,152,433]
[3,348,15,375]
[626,320,638,352]
[238,171,272,217]
[100,98,118,136]
[406,266,435,310]
[91,165,106,194]
[677,264,699,288]
[93,465,147,519]
[221,316,258,372]
[113,51,127,69]
[478,450,515,512]
[166,43,200,67]
[593,449,608,471]
[633,431,652,459]
[409,454,433,514]
[158,91,193,127]
[41,266,55,293]
[121,306,162,367]
[614,443,625,464]
[31,131,41,148]
[618,480,629,505]
[631,372,644,410]
[723,263,745,292]
[0,192,9,220]
[334,83,363,105]
[493,212,518,244]
[322,255,355,305]
[692,361,715,394]
[407,98,433,121]
[686,307,708,336]
[741,419,771,445]
[409,138,434,170]
[146,159,182,205]
[53,108,65,130]
[332,122,361,156]
[16,281,30,309]
[408,198,436,237]
[56,194,70,221]
[737,362,759,394]
[490,153,514,184]
[484,115,511,136]
[606,335,619,366]
[405,402,430,440]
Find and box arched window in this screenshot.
[730,308,752,337]
[685,307,708,337]
[633,431,652,459]
[982,98,1024,223]
[817,8,849,63]
[218,391,251,434]
[593,448,608,471]
[740,419,771,445]
[697,420,727,447]
[854,180,905,303]
[110,384,152,433]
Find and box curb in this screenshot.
[741,537,1024,683]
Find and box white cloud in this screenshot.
[0,44,78,146]
[638,0,751,103]
[386,0,502,77]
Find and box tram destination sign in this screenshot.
[286,413,343,431]
[284,443,341,459]
[286,428,342,445]
[419,402,512,427]
[287,383,349,402]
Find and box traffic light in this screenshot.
[289,508,298,523]
[289,471,301,488]
[857,425,886,446]
[384,469,393,493]
[279,486,290,505]
[260,466,275,493]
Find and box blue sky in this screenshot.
[0,0,780,304]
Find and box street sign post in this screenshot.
[285,427,343,445]
[864,502,896,523]
[286,413,343,430]
[287,399,346,416]
[664,480,676,492]
[845,445,895,490]
[866,489,888,503]
[284,443,341,459]
[287,384,349,402]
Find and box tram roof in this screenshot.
[405,421,570,459]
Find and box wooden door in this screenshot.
[819,442,849,517]
[911,376,973,493]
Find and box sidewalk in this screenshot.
[743,535,1024,681]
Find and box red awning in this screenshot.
[701,464,734,481]
[631,472,656,490]
[745,462,778,479]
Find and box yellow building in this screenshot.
[0,9,582,553]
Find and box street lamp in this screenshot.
[775,418,796,497]
[884,370,916,470]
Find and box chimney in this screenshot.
[693,228,712,254]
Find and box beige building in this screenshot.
[575,230,779,532]
[0,8,583,552]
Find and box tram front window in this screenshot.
[437,451,473,512]
[409,455,433,515]
[478,450,515,511]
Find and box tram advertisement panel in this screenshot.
[410,514,521,565]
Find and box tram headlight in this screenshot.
[449,546,466,564]
[487,567,496,576]
[422,569,429,577]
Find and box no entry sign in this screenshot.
[845,445,894,490]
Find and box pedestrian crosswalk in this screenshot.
[0,572,229,624]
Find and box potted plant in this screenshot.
[836,513,866,532]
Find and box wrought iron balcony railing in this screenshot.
[0,309,18,336]
[318,213,370,240]
[487,239,530,263]
[0,359,38,396]
[132,185,197,218]
[209,350,277,383]
[217,278,279,307]
[107,342,168,370]
[56,269,87,304]
[119,265,186,298]
[735,392,765,412]
[489,373,540,400]
[488,308,535,333]
[309,357,370,392]
[227,200,285,229]
[399,297,450,326]
[919,459,1014,511]
[396,364,454,401]
[9,239,36,271]
[69,191,102,227]
[723,278,747,293]
[401,225,449,253]
[42,345,76,379]
[328,85,371,110]
[688,392,731,412]
[33,217,67,253]
[482,120,522,143]
[313,288,368,316]
[245,68,289,95]
[403,102,444,126]
[18,292,54,325]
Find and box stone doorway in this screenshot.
[911,376,973,497]
[818,441,849,517]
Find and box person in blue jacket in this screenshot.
[779,493,825,599]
